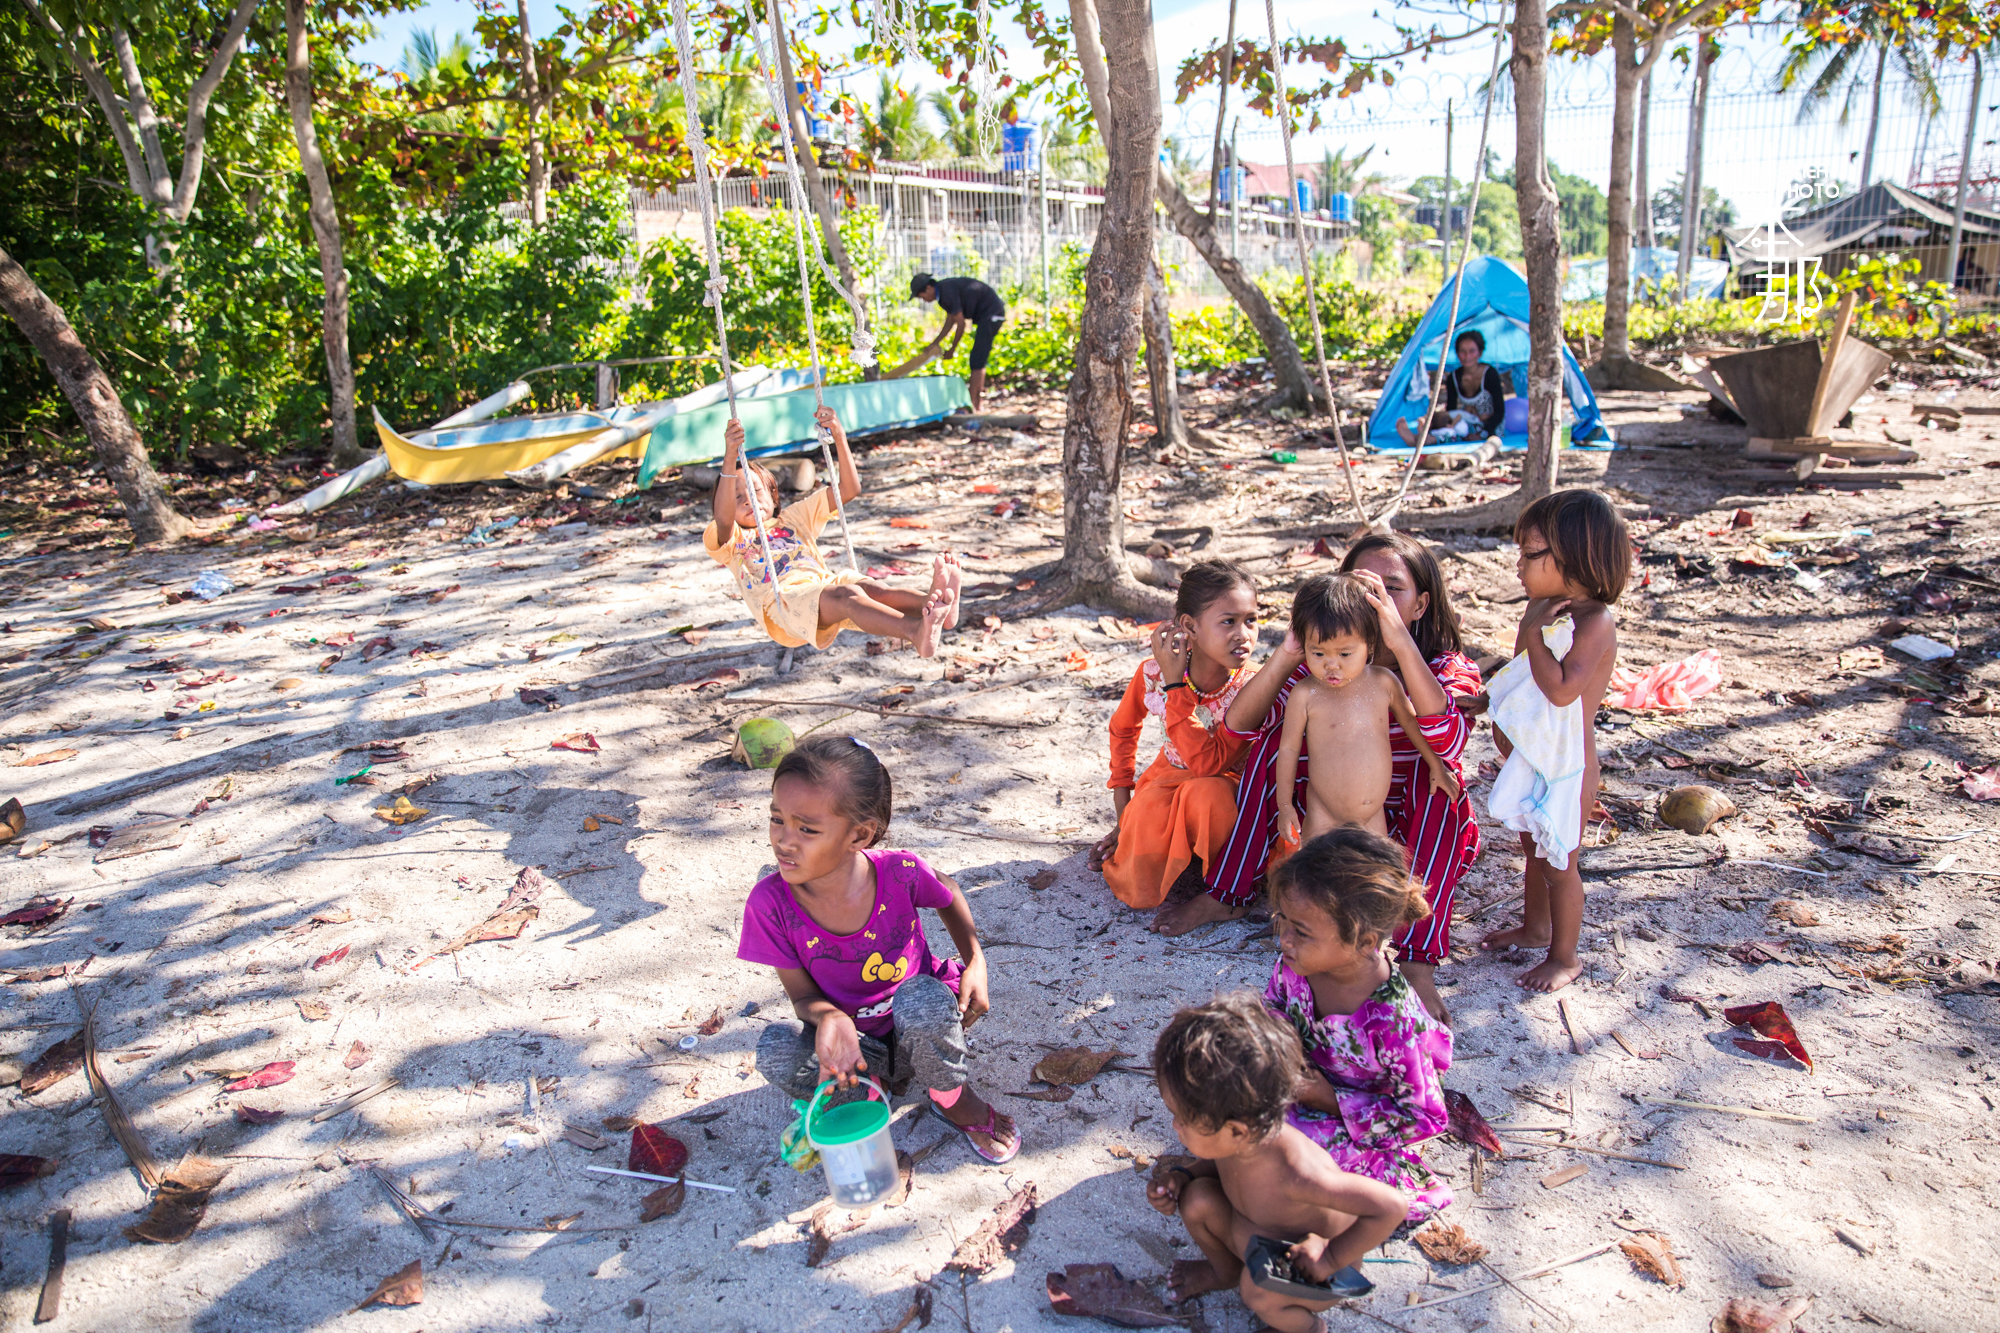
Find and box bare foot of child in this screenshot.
[1478,923,1550,953]
[1516,955,1584,993]
[1150,891,1251,937]
[939,553,963,630]
[1167,1258,1231,1303]
[914,591,947,658]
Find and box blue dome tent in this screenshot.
[1367,256,1609,452]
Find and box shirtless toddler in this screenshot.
[1274,574,1460,848]
[1147,994,1408,1332]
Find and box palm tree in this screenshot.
[1319,144,1378,197]
[863,74,931,162]
[926,88,983,160]
[1776,8,1941,190]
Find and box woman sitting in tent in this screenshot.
[1395,330,1507,446]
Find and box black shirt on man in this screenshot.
[936,276,1006,323]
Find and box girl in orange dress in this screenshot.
[1090,561,1261,914]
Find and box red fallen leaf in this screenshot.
[318,653,342,673]
[223,1061,296,1092]
[889,516,932,529]
[519,687,560,708]
[1712,1295,1812,1333]
[1723,1000,1813,1071]
[311,944,351,970]
[0,1153,59,1188]
[323,631,357,647]
[273,583,317,594]
[360,636,395,662]
[1443,1088,1505,1155]
[680,629,708,647]
[0,896,73,928]
[629,1124,689,1178]
[322,573,360,587]
[972,483,1000,494]
[141,678,157,691]
[1731,508,1755,528]
[1961,764,2000,801]
[1728,940,1789,966]
[343,1040,372,1070]
[552,733,601,753]
[234,1105,285,1125]
[427,584,460,603]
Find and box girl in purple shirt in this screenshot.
[740,735,1020,1163]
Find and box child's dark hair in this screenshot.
[771,735,892,845]
[1290,573,1380,655]
[1515,489,1631,604]
[1271,827,1430,949]
[1339,532,1464,662]
[1174,559,1256,622]
[1153,992,1302,1141]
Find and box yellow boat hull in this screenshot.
[373,413,646,486]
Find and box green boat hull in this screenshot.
[638,375,970,489]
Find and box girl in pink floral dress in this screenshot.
[1263,827,1453,1221]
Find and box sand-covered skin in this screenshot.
[1,375,1996,1331]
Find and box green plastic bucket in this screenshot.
[804,1077,899,1206]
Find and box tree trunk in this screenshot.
[1859,44,1887,187]
[517,0,547,227]
[1156,170,1320,412]
[1601,17,1637,361]
[1143,256,1190,454]
[285,0,361,467]
[1675,40,1713,301]
[1635,68,1653,249]
[1040,0,1172,618]
[772,19,876,378]
[1514,0,1564,505]
[0,242,192,543]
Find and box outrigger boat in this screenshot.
[272,359,969,516]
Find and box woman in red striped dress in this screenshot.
[1154,533,1482,1024]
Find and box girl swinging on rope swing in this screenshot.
[706,408,962,657]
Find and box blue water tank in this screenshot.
[1294,179,1314,215]
[1001,122,1037,172]
[1327,191,1354,223]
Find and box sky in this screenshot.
[352,1,1992,225]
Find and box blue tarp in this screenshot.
[1563,246,1732,303]
[1367,256,1608,451]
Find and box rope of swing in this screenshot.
[670,0,785,597]
[749,0,862,574]
[1261,0,1368,528]
[1376,5,1511,528]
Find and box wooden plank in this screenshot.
[1746,436,1832,457]
[1806,292,1857,437]
[1709,338,1823,439]
[34,1209,69,1324]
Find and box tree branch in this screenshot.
[109,26,173,207]
[169,0,261,223]
[1068,0,1116,140]
[16,0,154,206]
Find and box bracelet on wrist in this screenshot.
[1161,680,1187,692]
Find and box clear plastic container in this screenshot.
[805,1078,899,1207]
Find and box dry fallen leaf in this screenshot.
[0,1153,60,1188]
[1540,1164,1588,1189]
[1006,1085,1075,1102]
[1768,900,1821,927]
[1413,1221,1489,1266]
[11,749,78,767]
[344,1041,372,1070]
[125,1155,232,1244]
[1711,1295,1812,1333]
[1031,1048,1129,1086]
[296,999,331,1022]
[1027,867,1060,891]
[946,1183,1038,1274]
[583,815,600,832]
[351,1260,424,1312]
[372,796,429,825]
[697,1007,726,1037]
[1621,1231,1684,1288]
[19,1034,83,1096]
[1044,1263,1183,1327]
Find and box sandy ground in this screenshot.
[1,367,1998,1333]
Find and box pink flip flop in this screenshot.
[938,1101,1020,1164]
